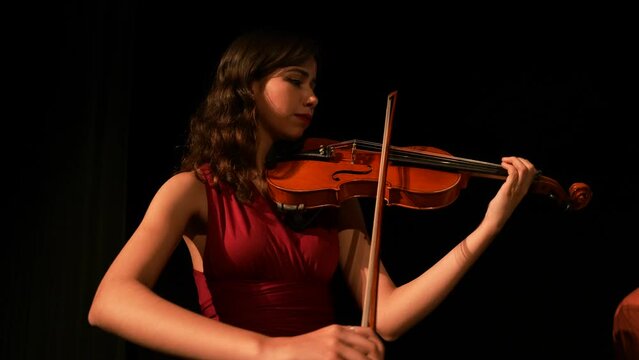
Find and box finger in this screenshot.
[504,156,536,174]
[341,326,383,358]
[502,157,538,189]
[519,157,535,170]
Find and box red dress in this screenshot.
[192,165,341,336]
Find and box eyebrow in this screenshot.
[285,67,311,77]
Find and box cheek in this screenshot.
[262,84,292,116]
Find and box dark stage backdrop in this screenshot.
[5,2,637,359]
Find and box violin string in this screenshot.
[390,148,506,175]
[329,140,506,176]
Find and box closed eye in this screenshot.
[285,77,302,86]
[281,67,316,89]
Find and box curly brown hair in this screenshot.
[180,29,319,202]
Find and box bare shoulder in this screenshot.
[162,170,205,193]
[149,171,208,219]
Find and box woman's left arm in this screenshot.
[338,156,537,341]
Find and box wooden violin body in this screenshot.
[266,137,592,212]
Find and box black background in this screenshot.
[5,2,637,359]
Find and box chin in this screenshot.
[281,130,306,141]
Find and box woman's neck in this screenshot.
[254,133,273,198]
[255,126,274,175]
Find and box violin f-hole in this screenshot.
[332,166,372,181]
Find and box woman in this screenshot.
[88,29,537,359]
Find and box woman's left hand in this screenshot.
[484,156,537,229]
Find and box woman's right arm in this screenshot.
[88,171,383,359]
[88,172,269,359]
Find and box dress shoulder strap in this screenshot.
[196,163,216,187]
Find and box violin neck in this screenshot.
[342,139,508,179]
[388,149,507,179]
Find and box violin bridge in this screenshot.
[351,140,357,164]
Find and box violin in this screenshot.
[265,137,592,212]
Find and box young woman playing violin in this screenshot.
[88,29,537,359]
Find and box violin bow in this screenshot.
[361,90,398,330]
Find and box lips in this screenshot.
[295,114,312,124]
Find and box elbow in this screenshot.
[87,277,147,329]
[87,284,113,328]
[375,326,402,342]
[87,309,97,327]
[87,295,104,327]
[378,332,399,343]
[374,314,412,342]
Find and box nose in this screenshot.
[305,90,318,108]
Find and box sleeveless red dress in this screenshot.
[192,165,341,336]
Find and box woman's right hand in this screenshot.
[261,324,385,359]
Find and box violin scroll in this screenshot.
[531,176,592,211]
[568,182,592,211]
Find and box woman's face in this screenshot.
[253,58,318,142]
